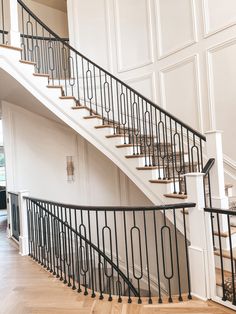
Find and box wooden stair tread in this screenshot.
[214,226,236,238]
[0,44,22,51]
[20,59,36,65]
[83,115,102,120]
[47,85,63,89]
[136,166,159,170]
[125,154,145,159]
[215,267,232,286]
[214,248,236,261]
[116,144,137,148]
[149,179,172,184]
[164,193,188,199]
[60,96,76,100]
[72,106,89,110]
[33,73,50,77]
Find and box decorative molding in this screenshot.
[124,72,156,102]
[155,0,198,60]
[202,0,236,38]
[159,54,204,133]
[224,154,236,171]
[1,101,17,192]
[103,0,114,71]
[76,136,89,205]
[206,37,236,130]
[69,0,112,71]
[113,0,154,73]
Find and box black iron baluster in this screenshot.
[173,208,183,301]
[153,210,162,303]
[182,208,192,300]
[227,215,236,305]
[123,211,131,303]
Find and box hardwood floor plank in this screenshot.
[0,211,235,314]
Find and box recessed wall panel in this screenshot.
[204,0,236,35]
[114,0,153,72]
[76,0,110,69]
[209,41,236,157]
[160,57,200,130]
[156,0,196,57]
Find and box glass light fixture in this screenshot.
[66,156,74,182]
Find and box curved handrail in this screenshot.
[24,196,196,212]
[25,196,193,302]
[31,198,139,297]
[17,0,205,141]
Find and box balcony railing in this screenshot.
[0,0,8,44]
[25,196,195,303]
[204,207,236,306]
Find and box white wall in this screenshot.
[67,0,236,189]
[22,0,68,38]
[1,101,152,206]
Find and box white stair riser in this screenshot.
[135,169,165,182]
[167,182,182,194]
[82,118,103,127]
[214,255,235,273]
[216,285,223,298]
[94,127,116,136]
[57,100,76,111]
[45,88,62,100]
[124,146,141,155]
[0,47,21,61]
[18,63,35,75]
[214,233,236,250]
[105,137,130,147]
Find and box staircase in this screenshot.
[0,0,207,207]
[1,0,236,310]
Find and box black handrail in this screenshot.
[202,158,215,247]
[24,196,196,212]
[205,207,236,215]
[20,33,69,42]
[26,196,193,303]
[202,158,215,175]
[30,198,139,298]
[17,0,205,140]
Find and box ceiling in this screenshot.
[31,0,67,12]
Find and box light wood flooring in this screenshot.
[0,211,235,314]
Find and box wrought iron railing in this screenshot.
[17,0,206,196]
[202,158,215,247]
[25,196,195,303]
[9,192,20,241]
[204,207,236,306]
[0,0,8,44]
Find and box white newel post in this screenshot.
[8,0,21,47]
[205,130,228,209]
[205,130,228,232]
[184,173,216,300]
[18,190,29,256]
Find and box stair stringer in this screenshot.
[0,47,188,233]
